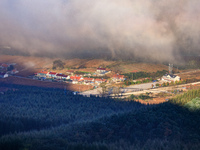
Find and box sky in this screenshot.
[0,0,200,63]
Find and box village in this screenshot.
[0,62,185,90]
[0,62,19,78]
[2,59,200,103]
[34,67,125,87]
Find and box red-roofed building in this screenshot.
[56,73,64,79]
[84,77,94,82]
[56,73,69,79]
[82,77,94,85]
[62,75,69,79]
[112,74,126,82]
[11,69,19,74]
[1,63,8,68]
[70,76,83,81]
[95,78,106,85]
[70,76,83,84]
[66,70,74,75]
[37,71,49,77]
[48,72,57,78]
[96,67,106,73]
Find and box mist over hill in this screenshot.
[0,0,200,63]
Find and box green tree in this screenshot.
[7,65,14,71]
[52,60,65,70]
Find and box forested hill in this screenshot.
[0,83,200,150]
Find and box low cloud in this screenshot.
[0,0,200,63]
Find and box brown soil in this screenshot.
[113,63,168,73]
[178,70,200,80]
[135,97,168,105]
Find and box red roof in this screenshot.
[38,71,48,74]
[63,75,68,77]
[1,64,8,68]
[113,74,124,79]
[95,79,106,82]
[49,72,57,75]
[56,73,64,77]
[70,76,81,80]
[97,68,106,70]
[95,79,102,81]
[11,69,17,72]
[84,77,94,81]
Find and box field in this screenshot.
[178,70,200,80]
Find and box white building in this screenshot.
[0,73,9,78]
[162,74,181,82]
[96,67,107,73]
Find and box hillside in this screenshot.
[0,84,200,150]
[0,55,169,76]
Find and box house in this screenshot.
[70,76,82,81]
[48,72,57,78]
[0,73,8,78]
[83,77,95,85]
[162,74,181,82]
[70,76,83,84]
[66,70,74,75]
[10,69,19,74]
[56,73,69,80]
[96,67,107,73]
[62,75,69,80]
[95,78,106,85]
[56,73,64,79]
[37,71,48,77]
[96,67,110,76]
[112,74,126,82]
[0,63,8,72]
[1,63,8,68]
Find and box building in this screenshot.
[162,74,181,82]
[66,70,74,75]
[56,73,69,80]
[56,73,64,79]
[1,63,8,68]
[112,74,126,82]
[95,78,107,85]
[83,77,94,85]
[37,71,48,77]
[96,67,107,73]
[48,72,57,78]
[10,69,19,74]
[0,73,8,78]
[70,76,83,84]
[62,75,69,80]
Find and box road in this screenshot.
[80,82,159,97]
[81,87,102,97]
[122,82,158,92]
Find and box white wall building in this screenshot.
[162,74,181,82]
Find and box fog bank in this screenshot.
[0,0,200,63]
